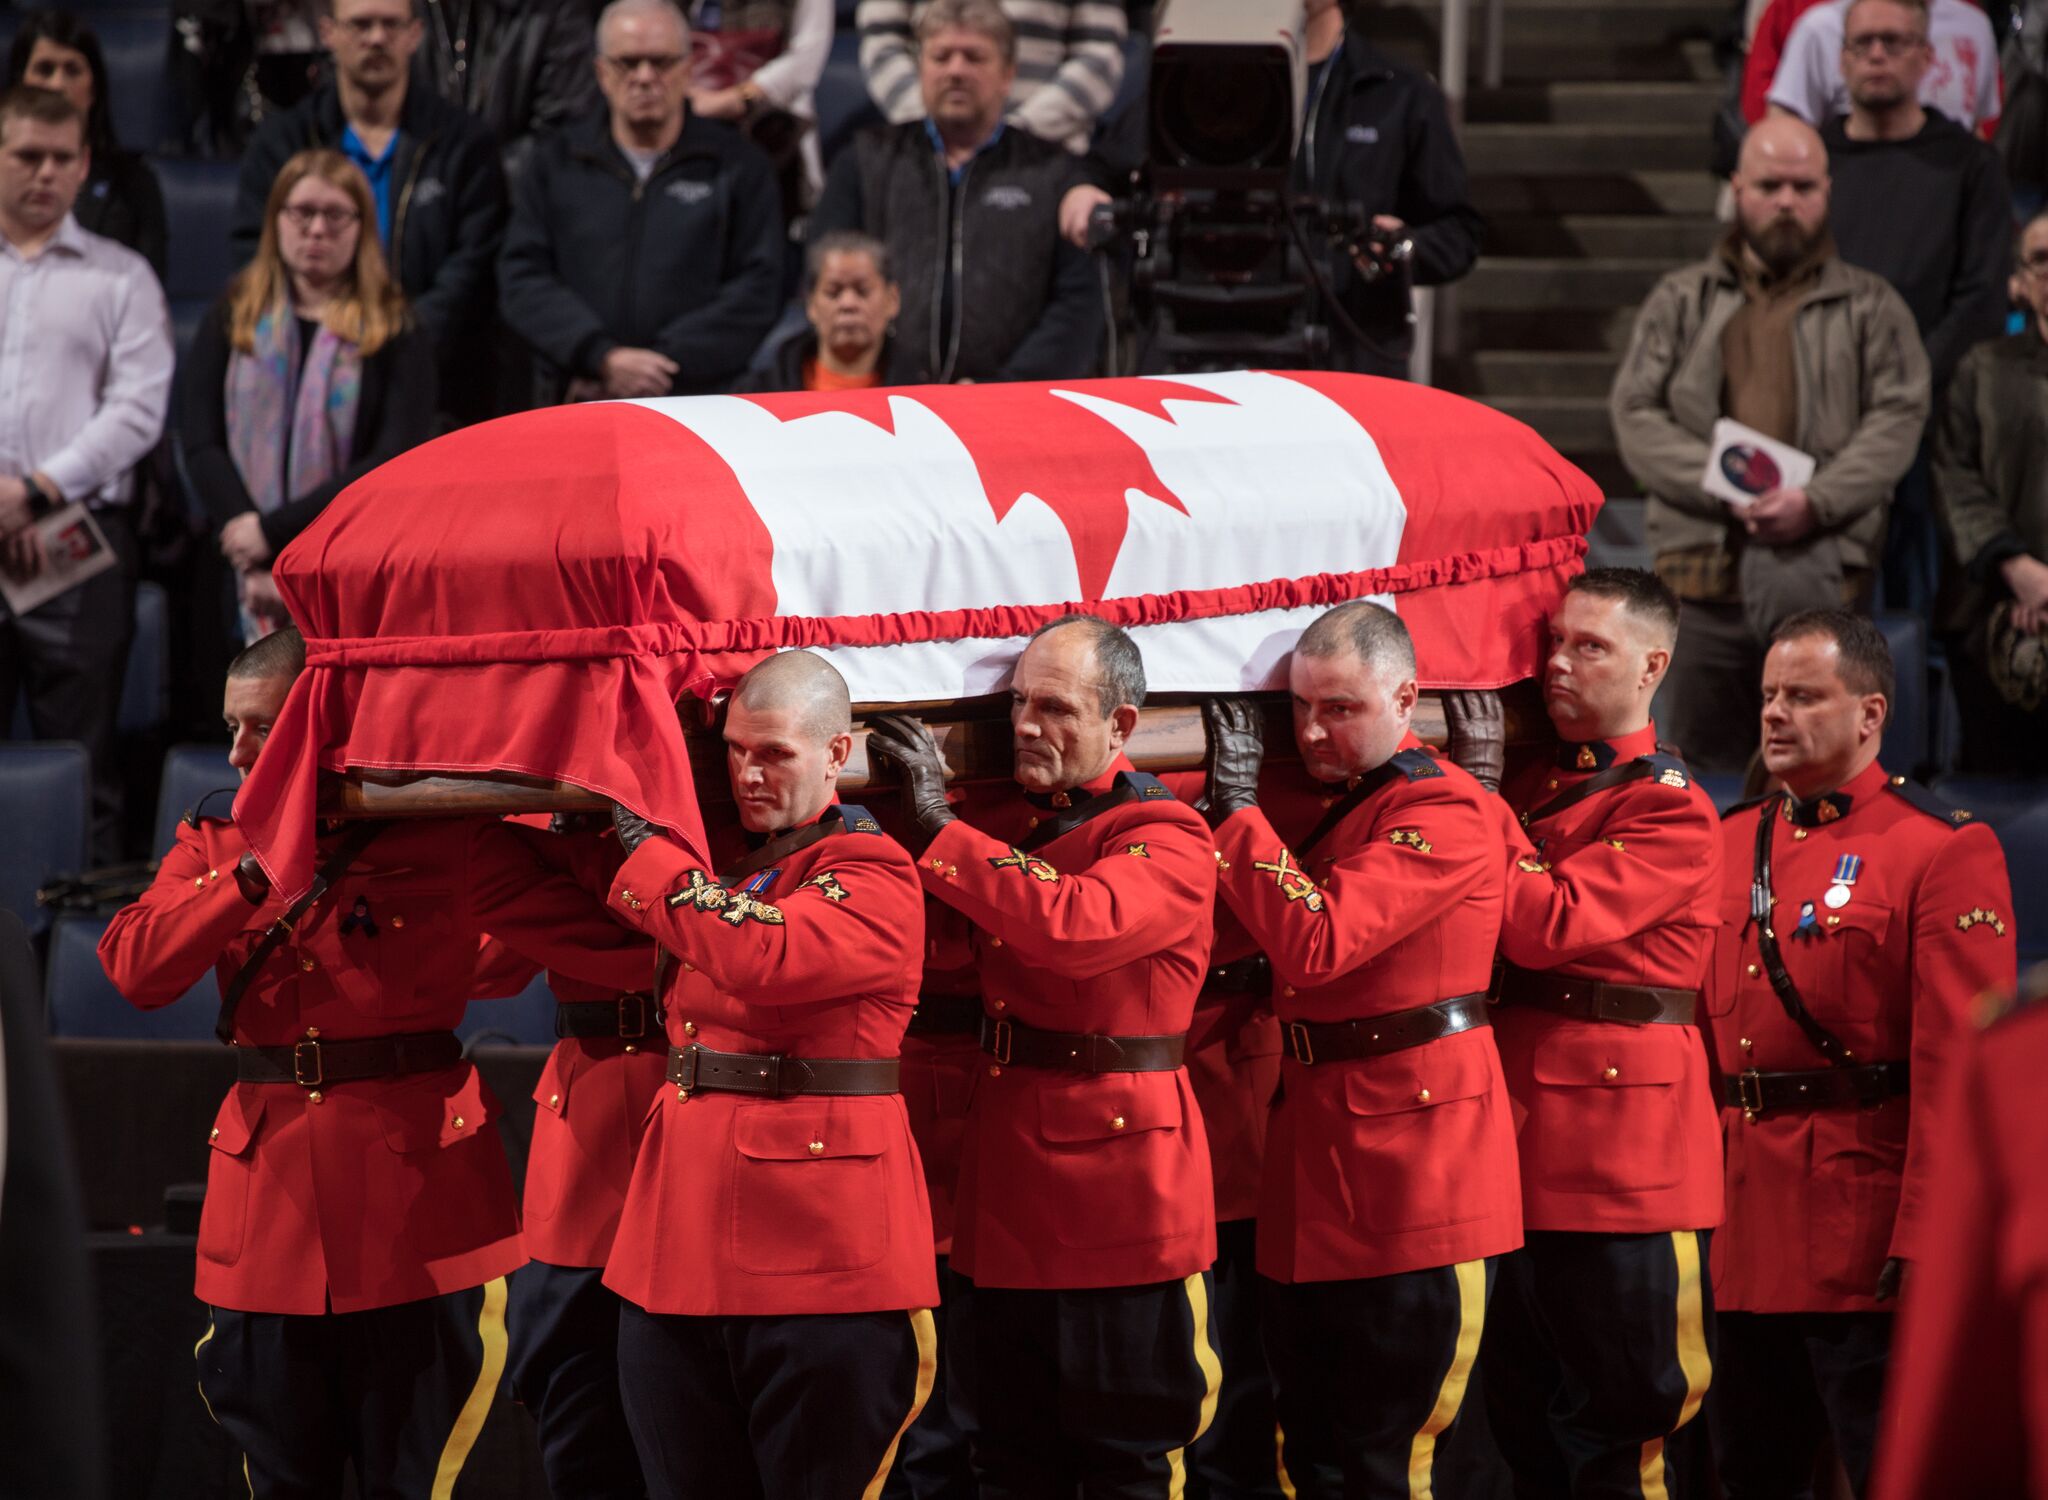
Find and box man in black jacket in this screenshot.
[497,0,783,402]
[412,0,604,184]
[808,0,1100,386]
[230,0,508,424]
[1293,0,1482,379]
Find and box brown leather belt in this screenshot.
[666,1044,900,1098]
[1284,994,1490,1064]
[1494,964,1698,1026]
[1723,1061,1909,1119]
[907,992,985,1036]
[1203,954,1272,995]
[235,1030,463,1087]
[555,992,661,1040]
[979,1015,1186,1073]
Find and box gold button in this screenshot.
[677,1087,688,1101]
[305,1027,319,1039]
[1603,1066,1619,1081]
[548,1093,560,1108]
[1416,1088,1431,1103]
[1740,1037,1753,1050]
[625,1044,639,1055]
[1826,915,1840,926]
[988,1065,1002,1077]
[208,869,219,881]
[1746,964,1759,977]
[992,998,1005,1011]
[681,961,694,972]
[1283,985,1296,998]
[193,877,204,889]
[390,915,404,929]
[308,1090,324,1104]
[946,865,958,878]
[683,1021,697,1036]
[989,937,1002,948]
[300,957,316,972]
[1546,779,1559,790]
[452,1115,465,1129]
[1028,816,1040,829]
[1793,829,1808,841]
[1110,1116,1126,1130]
[209,1127,219,1140]
[808,1140,825,1155]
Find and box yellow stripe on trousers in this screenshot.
[431,1276,509,1500]
[1275,1423,1298,1499]
[1164,1272,1226,1499]
[862,1308,940,1500]
[194,1315,254,1498]
[1406,1259,1487,1500]
[1639,1231,1714,1500]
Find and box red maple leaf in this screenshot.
[739,378,1238,598]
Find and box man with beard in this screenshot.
[1610,115,1929,773]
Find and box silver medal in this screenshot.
[1824,883,1851,910]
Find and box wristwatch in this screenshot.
[21,474,54,520]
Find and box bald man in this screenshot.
[602,651,939,1500]
[1610,113,1928,773]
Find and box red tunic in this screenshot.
[97,817,650,1315]
[1873,983,2048,1500]
[1213,737,1523,1283]
[1491,724,1725,1234]
[916,758,1218,1290]
[601,811,939,1316]
[1705,761,2017,1312]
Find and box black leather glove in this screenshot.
[611,802,667,856]
[1441,689,1506,794]
[1874,1256,1905,1303]
[864,713,957,845]
[1201,697,1265,826]
[234,852,271,904]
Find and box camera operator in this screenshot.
[1297,0,1481,377]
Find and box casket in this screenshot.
[245,370,1601,899]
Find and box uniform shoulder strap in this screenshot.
[185,787,238,827]
[1389,748,1443,781]
[1520,755,1666,827]
[1117,771,1178,801]
[1883,775,1979,831]
[834,805,885,835]
[1017,773,1166,853]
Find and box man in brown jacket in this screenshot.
[1931,207,2048,774]
[1610,115,1929,772]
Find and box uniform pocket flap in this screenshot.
[1037,1073,1184,1142]
[376,1066,498,1153]
[1343,1043,1494,1116]
[531,1049,579,1117]
[1529,1025,1690,1087]
[1811,898,1892,941]
[207,1091,265,1157]
[733,1102,890,1161]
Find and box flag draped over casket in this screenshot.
[244,369,1601,899]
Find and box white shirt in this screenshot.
[1767,0,2002,132]
[0,213,173,507]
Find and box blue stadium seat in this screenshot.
[1992,799,2048,967]
[44,911,219,1039]
[152,743,237,859]
[116,579,168,734]
[816,26,883,170]
[460,972,560,1048]
[1932,775,2047,831]
[94,13,173,156]
[157,155,242,306]
[0,743,89,935]
[1693,771,1749,814]
[1874,611,1928,779]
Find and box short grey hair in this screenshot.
[1294,601,1417,681]
[1028,614,1146,716]
[596,0,688,53]
[805,230,893,293]
[915,0,1017,63]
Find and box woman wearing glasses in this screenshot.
[179,148,434,641]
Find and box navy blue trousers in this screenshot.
[504,1262,646,1500]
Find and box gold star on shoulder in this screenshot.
[1252,848,1325,913]
[989,847,1060,883]
[1125,842,1150,859]
[1515,857,1550,874]
[798,870,850,903]
[1388,828,1433,854]
[1956,907,2008,937]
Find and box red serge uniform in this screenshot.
[1707,763,2015,1313]
[1213,737,1522,1283]
[98,816,650,1316]
[915,758,1219,1290]
[602,808,937,1317]
[1706,763,2016,1497]
[1874,978,2048,1500]
[1493,726,1725,1233]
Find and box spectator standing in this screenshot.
[7,10,168,279]
[413,0,605,182]
[1768,0,2002,135]
[232,0,507,427]
[0,86,173,863]
[498,0,782,403]
[685,0,834,206]
[1824,0,2010,612]
[180,149,434,643]
[855,0,1126,154]
[735,229,899,392]
[810,0,1102,385]
[1931,210,2048,775]
[1610,116,1928,773]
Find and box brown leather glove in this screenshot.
[1441,689,1506,793]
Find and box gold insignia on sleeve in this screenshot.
[1251,849,1325,913]
[1388,828,1433,854]
[798,870,850,903]
[1605,838,1626,851]
[1957,907,2008,936]
[1658,769,1688,788]
[1515,857,1549,874]
[667,870,730,913]
[1125,843,1150,858]
[1951,809,1974,824]
[989,847,1061,882]
[665,870,786,927]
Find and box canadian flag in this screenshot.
[245,370,1598,898]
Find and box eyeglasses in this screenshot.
[1842,31,1926,56]
[281,204,361,231]
[335,16,416,39]
[601,52,686,76]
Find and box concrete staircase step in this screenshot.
[1485,213,1720,259]
[1464,349,1621,398]
[1464,123,1708,175]
[1457,304,1646,352]
[1461,257,1673,311]
[1471,169,1722,217]
[1469,79,1726,126]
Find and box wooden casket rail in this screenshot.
[323,683,1547,818]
